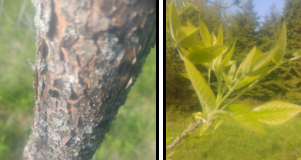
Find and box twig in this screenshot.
[17,0,27,24]
[166,119,203,152]
[205,0,240,9]
[0,0,13,23]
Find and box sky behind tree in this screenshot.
[224,0,285,23]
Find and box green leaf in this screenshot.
[234,76,260,89]
[167,151,175,159]
[180,47,191,57]
[216,23,223,45]
[180,72,189,79]
[214,55,223,84]
[290,50,301,61]
[251,47,278,72]
[232,112,266,134]
[169,0,181,41]
[211,82,226,89]
[243,46,257,75]
[247,64,279,77]
[192,134,211,143]
[193,112,207,120]
[187,45,226,64]
[226,60,235,67]
[166,128,173,143]
[211,31,216,46]
[223,72,232,86]
[187,19,194,27]
[199,18,211,47]
[235,58,246,80]
[166,137,173,143]
[228,104,266,134]
[182,132,191,139]
[184,57,216,113]
[293,50,301,57]
[176,26,199,48]
[251,101,301,125]
[273,21,286,63]
[228,62,236,82]
[226,104,251,113]
[199,123,210,136]
[189,40,207,50]
[222,39,236,68]
[212,119,224,133]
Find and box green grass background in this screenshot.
[166,99,301,160]
[0,1,156,159]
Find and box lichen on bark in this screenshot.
[23,0,156,159]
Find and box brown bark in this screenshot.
[23,0,156,159]
[166,119,202,152]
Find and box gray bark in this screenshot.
[23,0,156,159]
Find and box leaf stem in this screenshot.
[215,76,243,108]
[208,69,211,85]
[220,79,259,110]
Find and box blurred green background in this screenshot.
[0,1,156,159]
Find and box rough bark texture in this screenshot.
[23,0,156,159]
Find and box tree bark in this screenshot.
[23,0,156,159]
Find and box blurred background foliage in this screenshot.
[0,0,156,159]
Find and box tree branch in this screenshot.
[166,119,203,152]
[205,0,241,9]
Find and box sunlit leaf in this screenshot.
[187,19,194,27]
[214,55,223,84]
[169,0,181,41]
[247,64,278,77]
[251,101,301,125]
[213,119,224,133]
[184,58,216,113]
[199,18,211,47]
[226,60,235,67]
[210,82,226,89]
[189,40,207,50]
[216,23,223,45]
[176,26,199,48]
[251,47,278,72]
[223,72,232,86]
[235,58,246,80]
[293,50,301,57]
[166,128,173,143]
[222,39,236,67]
[182,132,191,139]
[193,112,207,120]
[180,47,191,57]
[199,123,210,136]
[290,50,301,61]
[187,45,226,64]
[273,21,286,63]
[167,151,175,159]
[229,104,266,134]
[234,76,260,89]
[211,31,216,46]
[228,62,236,81]
[226,104,251,113]
[232,112,266,134]
[166,137,173,143]
[180,72,189,79]
[243,46,257,75]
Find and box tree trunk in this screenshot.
[23,0,156,159]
